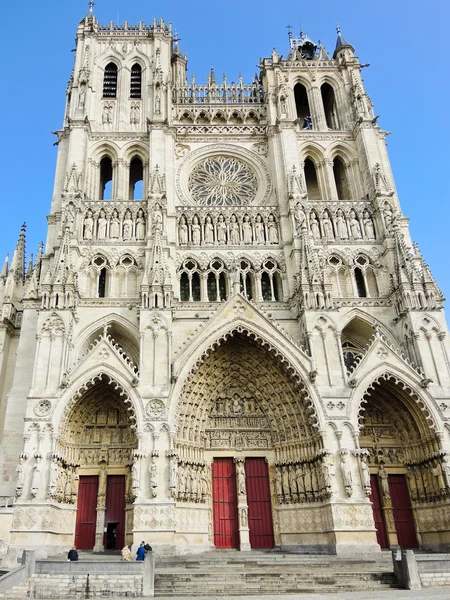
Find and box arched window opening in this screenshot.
[273,272,282,301]
[261,272,271,301]
[180,272,189,302]
[130,64,142,98]
[304,158,320,200]
[294,83,311,129]
[366,269,379,298]
[207,272,218,302]
[192,272,201,301]
[218,272,227,301]
[333,157,350,200]
[341,317,375,373]
[98,268,107,298]
[355,267,367,297]
[129,157,143,200]
[103,63,118,98]
[100,157,113,200]
[321,83,339,130]
[239,273,253,300]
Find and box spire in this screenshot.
[9,223,26,280]
[1,254,8,278]
[333,25,354,59]
[88,1,95,17]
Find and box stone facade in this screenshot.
[0,7,450,560]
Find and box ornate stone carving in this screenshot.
[145,399,166,420]
[34,400,52,417]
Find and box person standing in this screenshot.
[136,541,146,561]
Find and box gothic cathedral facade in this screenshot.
[1,7,450,561]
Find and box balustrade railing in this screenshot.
[173,82,264,105]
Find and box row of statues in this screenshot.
[293,203,376,242]
[83,208,147,241]
[275,456,335,503]
[15,454,79,503]
[178,213,279,246]
[171,459,210,502]
[406,456,450,503]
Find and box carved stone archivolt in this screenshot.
[175,332,321,462]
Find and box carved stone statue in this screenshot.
[310,212,321,239]
[294,203,306,235]
[321,456,335,491]
[236,462,246,496]
[340,454,353,497]
[379,465,390,497]
[110,209,120,239]
[169,457,178,492]
[122,210,133,240]
[178,216,188,245]
[363,210,375,240]
[359,454,371,496]
[242,215,253,245]
[31,457,42,498]
[83,210,94,240]
[267,214,279,244]
[322,213,334,240]
[204,215,214,245]
[217,214,227,245]
[349,210,362,240]
[135,208,146,240]
[152,203,163,235]
[15,456,26,497]
[229,214,240,245]
[178,463,185,495]
[150,462,158,498]
[97,209,107,240]
[49,455,59,499]
[254,214,265,243]
[335,209,348,239]
[192,215,201,245]
[275,468,283,496]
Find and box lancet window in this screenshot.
[327,255,350,298]
[321,83,339,130]
[294,83,311,129]
[99,156,113,200]
[333,157,350,200]
[304,158,321,200]
[354,256,379,298]
[103,63,118,98]
[129,156,143,200]
[130,64,142,98]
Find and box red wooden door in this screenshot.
[104,475,126,550]
[245,458,274,549]
[389,474,418,549]
[212,458,239,548]
[75,476,98,550]
[369,474,388,549]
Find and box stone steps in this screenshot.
[154,552,399,596]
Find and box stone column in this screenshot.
[93,464,107,552]
[234,458,251,551]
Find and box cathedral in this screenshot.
[0,3,450,563]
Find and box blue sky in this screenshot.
[1,1,449,299]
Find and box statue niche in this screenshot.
[204,392,272,451]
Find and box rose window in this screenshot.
[188,156,258,206]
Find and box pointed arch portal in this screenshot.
[359,375,447,549]
[175,332,322,549]
[58,375,138,550]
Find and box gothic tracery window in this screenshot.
[261,259,282,301]
[99,156,113,200]
[239,259,255,300]
[188,156,258,206]
[179,259,201,302]
[129,156,143,200]
[321,83,339,130]
[207,259,227,302]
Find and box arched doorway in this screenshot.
[359,375,448,550]
[174,331,322,550]
[57,375,138,550]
